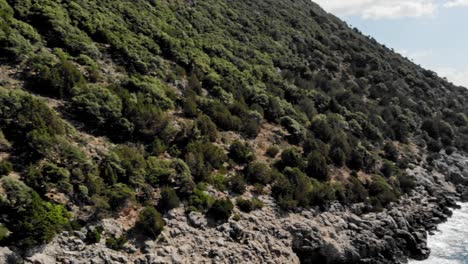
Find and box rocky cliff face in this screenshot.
[1,151,463,264]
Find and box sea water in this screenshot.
[410,203,468,264]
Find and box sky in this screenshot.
[313,0,468,88]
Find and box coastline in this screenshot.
[409,203,468,264]
[1,152,466,264]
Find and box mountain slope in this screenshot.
[0,0,467,263]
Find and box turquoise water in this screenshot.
[410,203,468,264]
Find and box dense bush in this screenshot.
[229,140,255,164]
[0,160,12,176]
[188,186,214,212]
[137,206,165,238]
[157,187,180,213]
[245,162,272,185]
[107,183,135,209]
[266,146,280,158]
[236,198,264,213]
[185,140,227,182]
[0,177,71,248]
[207,198,234,221]
[277,147,304,170]
[28,59,85,99]
[306,151,328,181]
[85,226,103,245]
[228,174,247,194]
[383,142,399,162]
[106,235,128,251]
[368,175,399,211]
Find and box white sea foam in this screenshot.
[410,203,468,264]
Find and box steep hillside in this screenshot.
[0,0,467,263]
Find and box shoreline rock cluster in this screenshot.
[1,152,466,264]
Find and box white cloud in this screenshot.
[444,0,468,7]
[431,66,468,87]
[314,0,437,19]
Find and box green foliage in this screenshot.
[157,187,180,213]
[25,162,71,195]
[137,206,165,238]
[266,146,280,158]
[0,160,12,176]
[85,226,103,245]
[277,147,304,170]
[29,59,85,99]
[229,140,255,164]
[207,198,234,221]
[106,234,128,251]
[0,224,8,242]
[368,175,399,211]
[305,151,328,181]
[185,140,227,182]
[195,115,218,142]
[383,142,399,162]
[345,176,368,204]
[107,183,135,209]
[228,174,247,194]
[188,186,214,212]
[0,177,71,248]
[236,198,264,213]
[0,0,467,250]
[69,85,125,132]
[108,145,147,186]
[183,95,198,118]
[245,162,272,185]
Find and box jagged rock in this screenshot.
[447,172,468,185]
[0,247,20,264]
[187,211,207,229]
[16,153,468,264]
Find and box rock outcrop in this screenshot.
[17,152,468,264]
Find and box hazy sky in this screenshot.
[314,0,468,88]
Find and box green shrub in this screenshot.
[345,176,368,204]
[157,187,180,213]
[106,234,128,250]
[266,146,280,158]
[85,226,104,244]
[0,160,13,176]
[245,162,271,184]
[188,187,214,212]
[30,59,85,99]
[137,206,165,238]
[397,173,416,193]
[107,183,135,209]
[0,177,71,248]
[383,142,399,162]
[207,198,234,221]
[183,96,198,118]
[329,146,346,167]
[306,151,328,181]
[185,141,227,182]
[228,174,246,194]
[69,85,125,132]
[380,160,399,178]
[0,224,8,242]
[310,115,333,142]
[195,115,218,142]
[277,147,304,170]
[229,140,255,164]
[368,175,399,211]
[236,198,264,213]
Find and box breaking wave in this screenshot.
[411,203,468,264]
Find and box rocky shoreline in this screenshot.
[1,152,467,264]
